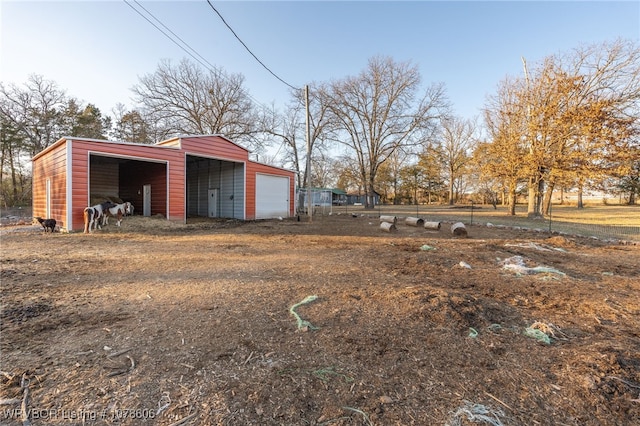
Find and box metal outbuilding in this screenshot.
[31,135,295,232]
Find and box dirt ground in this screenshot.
[1,214,639,426]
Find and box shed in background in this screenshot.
[32,135,295,232]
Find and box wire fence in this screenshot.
[327,203,640,243]
[3,204,639,243]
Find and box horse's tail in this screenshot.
[83,207,92,233]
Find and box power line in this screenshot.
[123,0,210,72]
[131,0,218,72]
[122,0,268,108]
[205,0,301,92]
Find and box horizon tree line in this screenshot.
[1,39,638,211]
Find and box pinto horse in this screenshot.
[102,202,129,227]
[124,202,134,216]
[83,201,115,233]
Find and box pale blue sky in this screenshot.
[2,1,639,121]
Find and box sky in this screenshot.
[1,0,639,123]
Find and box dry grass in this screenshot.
[1,216,639,426]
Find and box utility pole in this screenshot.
[305,85,312,222]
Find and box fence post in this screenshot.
[470,201,474,225]
[548,201,552,233]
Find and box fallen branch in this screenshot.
[342,406,373,426]
[484,391,513,411]
[20,373,31,426]
[126,355,136,370]
[106,369,129,378]
[243,351,254,365]
[156,393,171,416]
[168,410,198,426]
[107,348,132,358]
[607,376,640,389]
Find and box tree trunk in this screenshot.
[577,182,584,209]
[9,146,19,205]
[527,177,537,217]
[448,179,455,205]
[542,179,555,216]
[527,172,544,218]
[508,181,517,216]
[365,179,376,209]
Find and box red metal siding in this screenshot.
[245,161,295,220]
[32,136,295,230]
[180,136,249,162]
[32,141,68,226]
[69,140,184,231]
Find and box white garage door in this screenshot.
[256,174,289,219]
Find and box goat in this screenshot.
[35,217,56,233]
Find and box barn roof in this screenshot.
[158,134,250,152]
[33,135,296,174]
[32,136,180,161]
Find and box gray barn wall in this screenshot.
[219,161,244,219]
[186,158,244,219]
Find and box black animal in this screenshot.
[35,217,56,233]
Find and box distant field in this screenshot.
[324,203,640,241]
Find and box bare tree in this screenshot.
[482,76,530,215]
[323,56,448,209]
[416,145,445,204]
[553,39,640,210]
[434,116,476,205]
[377,148,412,204]
[132,58,261,149]
[0,75,67,157]
[334,156,364,196]
[258,102,304,184]
[110,103,153,143]
[0,118,27,207]
[311,150,339,189]
[483,39,640,216]
[1,75,70,206]
[257,81,337,195]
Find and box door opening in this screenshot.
[208,189,218,218]
[143,184,151,216]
